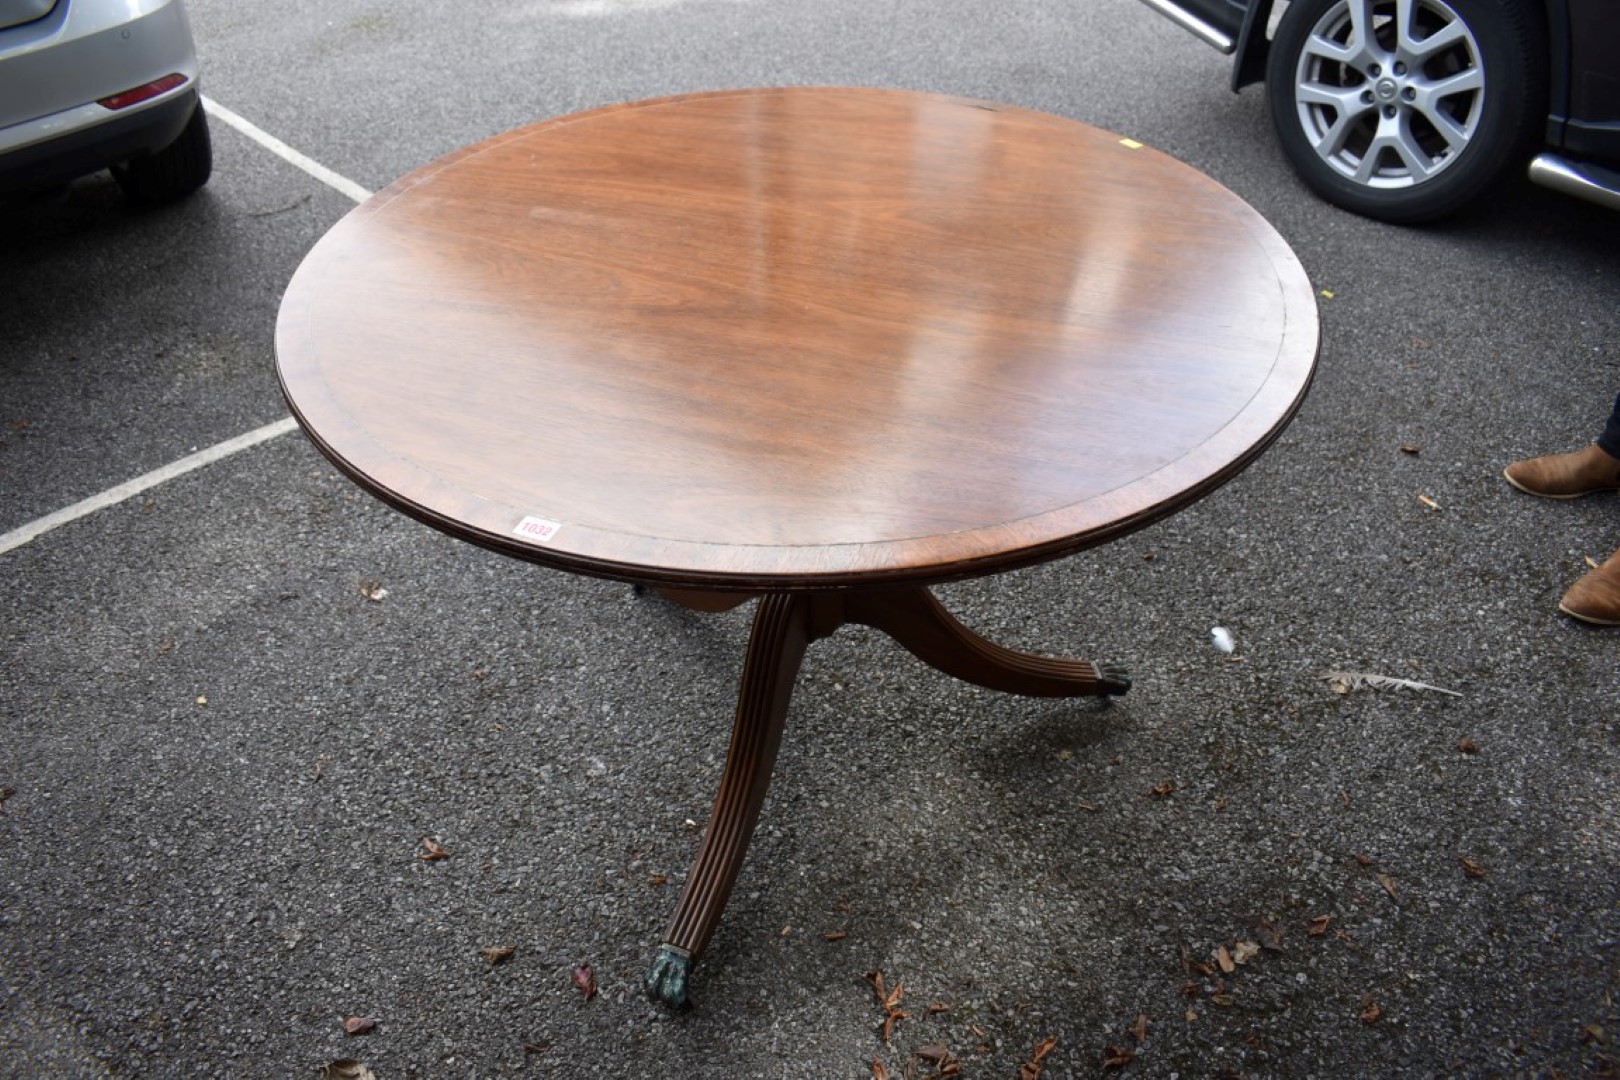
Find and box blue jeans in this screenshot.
[1602,393,1620,459]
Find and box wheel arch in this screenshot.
[1539,0,1571,137]
[1230,0,1277,91]
[1232,0,1564,101]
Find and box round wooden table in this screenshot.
[276,87,1318,1008]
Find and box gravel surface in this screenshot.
[2,0,1617,1076]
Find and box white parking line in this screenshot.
[0,418,301,556]
[2,100,374,556]
[201,95,374,204]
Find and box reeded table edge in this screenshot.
[278,360,1316,592]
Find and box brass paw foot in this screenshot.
[1096,663,1131,695]
[645,944,693,1009]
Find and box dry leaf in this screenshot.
[1376,872,1399,899]
[1231,940,1261,965]
[1417,494,1441,511]
[1355,853,1374,867]
[1100,1044,1134,1070]
[1256,918,1284,951]
[342,1016,376,1036]
[1149,781,1176,799]
[1023,1036,1061,1077]
[522,1041,552,1055]
[1334,929,1360,948]
[1399,444,1422,455]
[419,837,450,862]
[319,1062,377,1080]
[823,930,849,942]
[1307,915,1333,936]
[649,874,668,887]
[871,1058,890,1080]
[571,963,597,1001]
[866,970,908,1043]
[1076,801,1098,812]
[1185,1008,1198,1022]
[1457,737,1479,755]
[1131,1013,1150,1043]
[1216,946,1235,974]
[917,1045,951,1063]
[1179,981,1201,997]
[482,945,515,965]
[1211,994,1236,1007]
[1361,998,1382,1024]
[1213,796,1229,812]
[1460,857,1487,879]
[928,1001,950,1014]
[1322,670,1461,697]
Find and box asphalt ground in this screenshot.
[2,0,1617,1076]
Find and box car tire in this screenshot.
[112,101,213,204]
[1265,0,1545,223]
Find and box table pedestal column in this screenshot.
[644,586,1128,1008]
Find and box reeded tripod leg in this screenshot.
[843,585,1130,696]
[642,584,1121,1007]
[645,592,820,1008]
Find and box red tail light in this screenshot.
[98,73,188,111]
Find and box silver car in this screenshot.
[0,0,210,202]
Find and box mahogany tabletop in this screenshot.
[276,87,1318,590]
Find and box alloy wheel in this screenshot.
[1292,0,1486,189]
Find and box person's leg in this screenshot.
[1503,394,1620,499]
[1597,392,1620,459]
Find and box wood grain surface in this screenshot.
[276,87,1317,588]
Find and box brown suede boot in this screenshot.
[1503,443,1620,499]
[1559,548,1620,626]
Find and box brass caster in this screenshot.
[1096,663,1132,695]
[645,944,693,1009]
